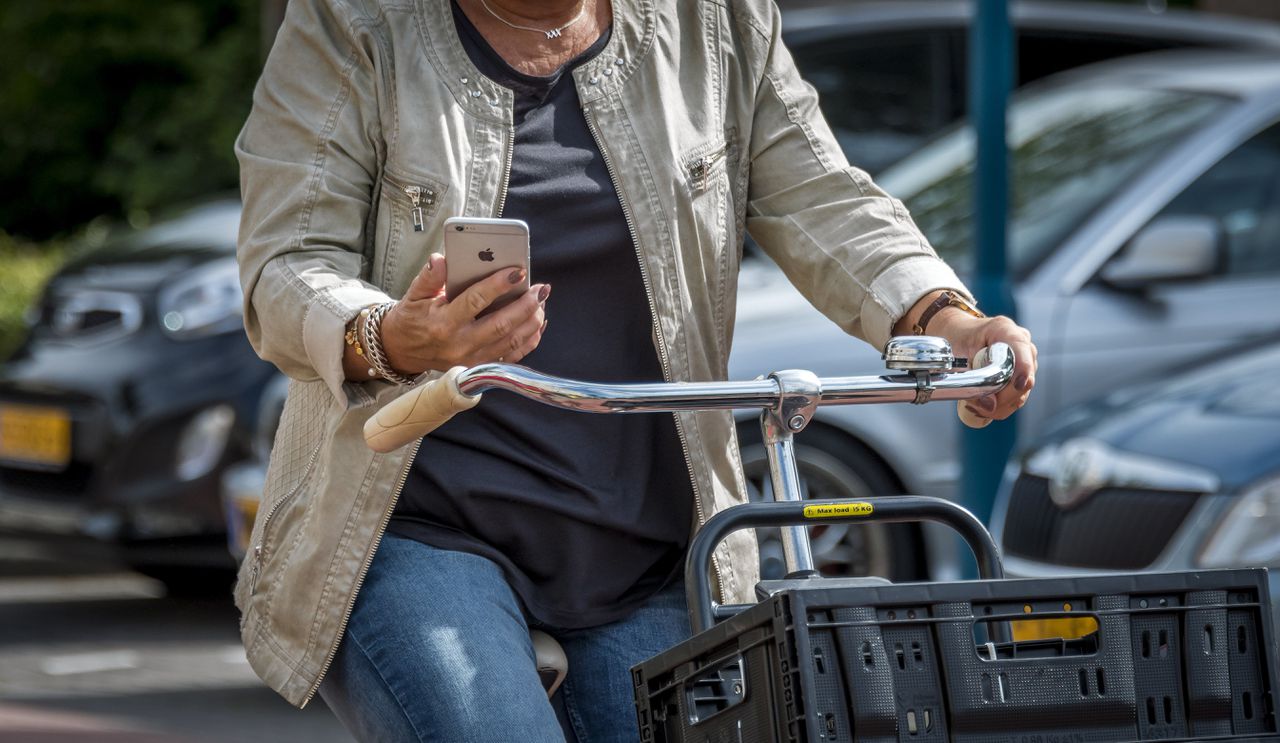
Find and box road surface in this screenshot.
[0,534,353,743]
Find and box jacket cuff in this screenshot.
[860,255,974,351]
[302,285,394,406]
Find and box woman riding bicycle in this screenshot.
[233,0,1037,740]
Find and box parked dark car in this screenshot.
[989,337,1280,639]
[0,199,276,589]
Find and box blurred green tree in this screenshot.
[0,0,258,241]
[0,236,64,360]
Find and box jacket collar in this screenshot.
[416,0,654,122]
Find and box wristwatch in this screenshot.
[911,290,985,336]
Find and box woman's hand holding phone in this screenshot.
[379,253,550,376]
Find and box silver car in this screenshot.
[729,49,1280,580]
[988,337,1280,640]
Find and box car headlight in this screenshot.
[1198,475,1280,568]
[175,404,236,481]
[157,259,243,340]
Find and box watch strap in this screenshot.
[911,290,984,335]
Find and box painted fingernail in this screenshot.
[508,269,525,284]
[975,395,997,414]
[1015,374,1030,391]
[537,284,551,302]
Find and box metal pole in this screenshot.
[964,0,1017,551]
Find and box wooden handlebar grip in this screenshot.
[957,347,994,429]
[363,366,481,452]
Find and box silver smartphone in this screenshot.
[442,217,530,316]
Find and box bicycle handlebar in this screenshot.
[364,342,1013,452]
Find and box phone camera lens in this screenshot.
[454,225,465,232]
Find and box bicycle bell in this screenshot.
[883,336,955,373]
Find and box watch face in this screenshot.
[951,293,984,319]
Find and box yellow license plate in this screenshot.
[1011,616,1099,642]
[0,405,72,469]
[227,494,260,558]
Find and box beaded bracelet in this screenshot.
[345,307,377,378]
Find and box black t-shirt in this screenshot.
[387,3,694,629]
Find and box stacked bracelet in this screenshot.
[358,302,416,386]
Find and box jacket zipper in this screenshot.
[404,186,431,232]
[304,125,518,708]
[584,108,726,599]
[495,127,516,217]
[383,174,438,232]
[688,145,728,191]
[301,438,422,708]
[250,439,323,594]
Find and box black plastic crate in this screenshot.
[633,569,1279,743]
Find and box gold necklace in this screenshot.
[478,0,589,40]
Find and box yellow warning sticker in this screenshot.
[803,502,874,519]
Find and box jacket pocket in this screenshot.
[374,167,449,293]
[680,133,741,352]
[238,380,329,602]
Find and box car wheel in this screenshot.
[737,425,923,582]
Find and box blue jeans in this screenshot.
[318,533,691,742]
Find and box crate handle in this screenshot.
[686,496,1005,633]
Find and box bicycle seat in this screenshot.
[531,629,567,697]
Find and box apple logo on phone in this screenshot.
[478,249,495,262]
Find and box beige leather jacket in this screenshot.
[234,0,966,707]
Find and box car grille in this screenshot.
[1001,474,1200,569]
[0,462,95,499]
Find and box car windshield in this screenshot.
[877,85,1230,277]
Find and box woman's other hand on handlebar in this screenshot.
[934,311,1035,422]
[379,253,549,376]
[893,291,1036,423]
